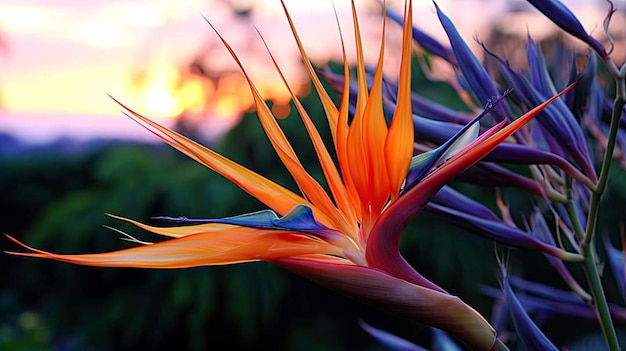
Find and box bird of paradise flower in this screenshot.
[6,1,574,350]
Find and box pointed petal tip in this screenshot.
[105,212,123,220]
[4,234,50,258]
[4,234,27,256]
[5,233,25,248]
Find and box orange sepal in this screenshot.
[385,0,414,200]
[206,20,345,232]
[112,97,334,227]
[106,214,235,238]
[361,4,390,214]
[5,229,339,269]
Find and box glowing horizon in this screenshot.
[0,0,616,144]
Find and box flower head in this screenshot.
[526,0,608,60]
[6,1,573,349]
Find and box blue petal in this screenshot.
[385,5,457,65]
[360,321,429,351]
[502,274,559,351]
[456,162,543,195]
[431,328,462,351]
[424,203,561,255]
[154,204,326,233]
[485,277,626,322]
[434,2,507,121]
[382,79,470,125]
[270,204,326,231]
[432,185,501,221]
[483,44,596,179]
[155,210,278,228]
[526,0,607,58]
[410,93,469,125]
[510,277,626,321]
[526,38,592,169]
[565,51,597,121]
[405,91,509,188]
[526,36,557,97]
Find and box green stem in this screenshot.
[565,197,585,243]
[563,201,592,302]
[583,93,625,248]
[581,243,620,351]
[579,69,625,351]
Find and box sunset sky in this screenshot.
[0,0,615,144]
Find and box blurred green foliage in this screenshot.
[1,64,625,350]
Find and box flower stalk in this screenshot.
[578,64,625,351]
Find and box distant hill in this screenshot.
[0,132,151,157]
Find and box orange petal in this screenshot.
[345,1,372,216]
[346,101,370,216]
[361,2,390,214]
[344,1,371,212]
[5,229,340,268]
[279,0,339,143]
[334,14,363,224]
[106,214,235,238]
[350,0,369,120]
[206,21,345,232]
[257,33,358,235]
[385,0,414,200]
[112,97,334,227]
